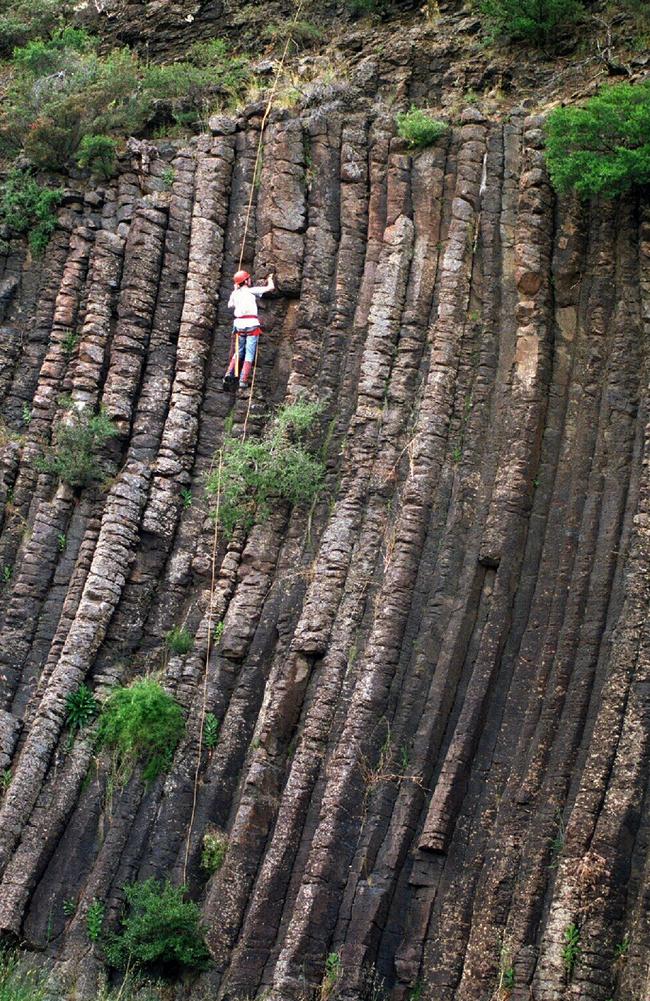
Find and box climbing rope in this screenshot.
[237,0,305,271]
[182,0,305,882]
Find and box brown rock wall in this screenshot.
[0,102,648,1001]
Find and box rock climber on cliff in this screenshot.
[222,270,275,391]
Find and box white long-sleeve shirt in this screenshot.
[228,285,270,331]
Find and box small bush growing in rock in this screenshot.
[203,712,220,750]
[86,898,105,943]
[200,831,227,874]
[61,328,79,356]
[0,168,62,254]
[396,106,448,149]
[161,165,175,188]
[322,951,342,999]
[106,880,210,974]
[165,625,193,655]
[96,678,185,784]
[65,683,99,739]
[206,399,325,538]
[37,400,118,488]
[545,82,650,198]
[77,133,117,180]
[479,0,584,46]
[561,923,581,975]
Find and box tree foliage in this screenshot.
[479,0,584,46]
[545,82,650,198]
[0,168,62,254]
[0,25,250,169]
[0,0,71,57]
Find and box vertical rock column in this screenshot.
[142,137,235,541]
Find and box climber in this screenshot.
[222,270,275,390]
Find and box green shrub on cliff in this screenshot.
[0,24,250,169]
[0,0,71,57]
[479,0,584,45]
[0,169,62,254]
[206,399,325,538]
[65,683,99,741]
[37,400,118,488]
[545,82,650,198]
[96,678,185,784]
[77,134,117,180]
[106,880,210,974]
[396,106,448,149]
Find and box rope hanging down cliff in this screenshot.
[182,0,305,883]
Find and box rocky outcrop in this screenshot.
[0,83,649,1001]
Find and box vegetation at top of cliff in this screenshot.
[0,22,250,169]
[106,880,211,974]
[0,0,73,57]
[96,678,185,784]
[396,106,448,150]
[545,81,650,198]
[479,0,584,45]
[0,168,62,253]
[77,134,118,180]
[345,0,391,18]
[207,399,325,538]
[37,399,118,488]
[261,17,325,52]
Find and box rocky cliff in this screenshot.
[0,5,649,1000]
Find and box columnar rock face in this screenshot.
[0,101,649,1001]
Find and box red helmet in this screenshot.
[233,270,250,286]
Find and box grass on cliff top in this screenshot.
[207,399,325,538]
[545,81,650,198]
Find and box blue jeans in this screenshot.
[226,328,259,379]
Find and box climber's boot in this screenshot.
[239,359,253,390]
[222,373,238,391]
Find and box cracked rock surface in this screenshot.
[0,53,649,1001]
